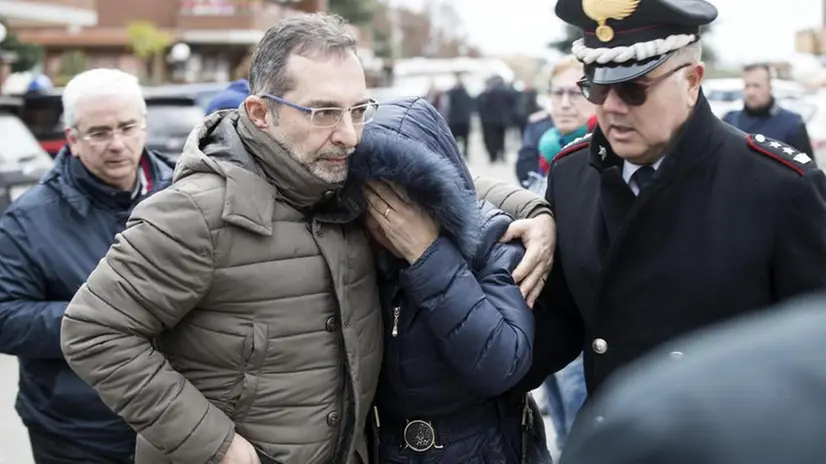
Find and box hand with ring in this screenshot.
[363,180,439,264]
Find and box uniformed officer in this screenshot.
[517,0,826,400]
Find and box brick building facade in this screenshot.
[10,0,331,84]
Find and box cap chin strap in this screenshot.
[572,34,697,65]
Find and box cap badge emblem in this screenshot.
[582,0,641,42]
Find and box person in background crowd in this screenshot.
[516,59,598,193]
[516,87,555,187]
[477,75,514,164]
[25,72,53,94]
[0,68,174,464]
[517,0,826,417]
[561,292,826,464]
[60,13,557,464]
[514,83,541,137]
[723,63,815,165]
[350,97,547,463]
[538,57,598,176]
[445,73,474,158]
[425,80,449,119]
[205,78,251,115]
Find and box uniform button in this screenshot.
[670,351,684,359]
[327,411,340,427]
[325,316,338,332]
[592,338,608,354]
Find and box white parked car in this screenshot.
[703,78,808,118]
[779,96,826,166]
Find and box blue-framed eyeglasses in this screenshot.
[261,94,379,128]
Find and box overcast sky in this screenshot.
[397,0,824,66]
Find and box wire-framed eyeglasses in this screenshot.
[261,94,379,128]
[74,122,146,145]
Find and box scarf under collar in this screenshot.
[235,107,343,211]
[537,123,589,174]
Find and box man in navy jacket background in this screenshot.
[723,63,815,166]
[0,68,174,463]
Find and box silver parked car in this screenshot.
[0,96,54,212]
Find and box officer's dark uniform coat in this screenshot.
[521,93,826,394]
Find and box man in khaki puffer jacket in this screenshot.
[60,13,555,464]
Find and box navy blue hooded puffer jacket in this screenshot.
[348,98,535,463]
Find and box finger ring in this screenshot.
[383,207,390,218]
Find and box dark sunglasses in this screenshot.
[577,63,693,107]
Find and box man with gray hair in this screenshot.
[516,0,826,406]
[0,68,174,463]
[61,12,555,464]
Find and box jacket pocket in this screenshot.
[231,320,269,421]
[157,320,249,408]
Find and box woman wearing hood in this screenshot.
[348,97,549,463]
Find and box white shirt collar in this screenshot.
[623,157,665,196]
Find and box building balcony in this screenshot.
[0,0,97,27]
[176,0,313,36]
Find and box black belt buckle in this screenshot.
[403,419,444,452]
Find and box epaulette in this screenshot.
[746,134,816,176]
[555,133,592,162]
[528,110,548,123]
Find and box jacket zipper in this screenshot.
[391,306,400,337]
[387,286,406,419]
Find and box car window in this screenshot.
[146,105,205,137]
[0,113,51,165]
[18,96,64,138]
[705,89,741,102]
